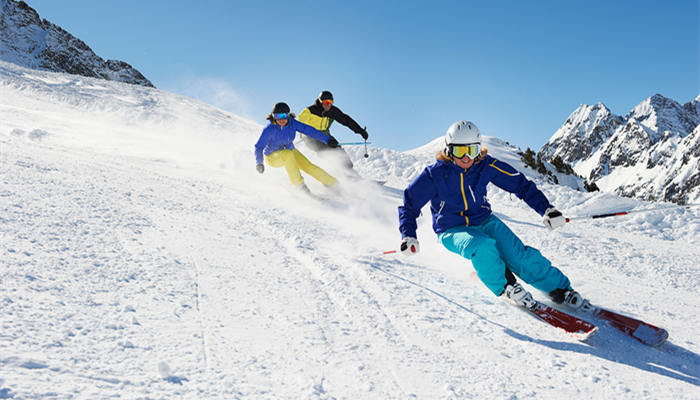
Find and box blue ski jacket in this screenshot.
[399,154,553,238]
[254,118,331,165]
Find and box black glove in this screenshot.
[256,163,264,174]
[359,129,368,140]
[327,137,339,148]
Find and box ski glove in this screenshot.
[400,237,420,256]
[358,129,369,140]
[327,137,339,148]
[256,163,264,174]
[543,207,566,230]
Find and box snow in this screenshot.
[548,102,613,144]
[345,135,574,190]
[542,93,700,204]
[1,0,153,88]
[1,60,699,399]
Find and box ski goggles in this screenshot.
[321,99,333,106]
[449,143,480,159]
[273,113,289,120]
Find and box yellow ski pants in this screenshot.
[265,149,337,187]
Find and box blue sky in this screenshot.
[28,0,699,151]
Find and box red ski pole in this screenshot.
[383,242,419,255]
[565,203,700,222]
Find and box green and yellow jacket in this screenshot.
[297,100,365,138]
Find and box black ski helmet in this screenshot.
[318,91,333,101]
[272,102,290,114]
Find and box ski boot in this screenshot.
[503,283,536,309]
[549,288,592,312]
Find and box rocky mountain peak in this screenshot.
[541,101,623,164]
[0,0,154,87]
[627,94,697,141]
[540,93,700,204]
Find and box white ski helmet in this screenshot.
[445,120,480,145]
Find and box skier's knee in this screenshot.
[464,236,498,259]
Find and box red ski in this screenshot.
[526,301,598,341]
[589,305,668,347]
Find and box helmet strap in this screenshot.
[444,146,455,162]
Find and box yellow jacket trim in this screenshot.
[459,172,469,225]
[489,160,519,176]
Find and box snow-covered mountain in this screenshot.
[540,94,700,204]
[346,135,586,191]
[1,61,699,399]
[0,0,153,87]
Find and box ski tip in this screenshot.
[594,306,669,348]
[656,330,669,347]
[527,301,599,342]
[627,319,669,347]
[300,190,328,202]
[642,328,669,348]
[575,326,599,342]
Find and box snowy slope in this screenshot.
[1,61,699,399]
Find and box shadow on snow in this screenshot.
[361,256,699,387]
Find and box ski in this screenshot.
[525,300,598,341]
[290,185,329,203]
[302,190,328,203]
[586,304,668,347]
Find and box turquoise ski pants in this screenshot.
[438,214,571,296]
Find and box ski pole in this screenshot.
[565,203,700,222]
[382,250,397,255]
[338,141,373,146]
[363,134,369,158]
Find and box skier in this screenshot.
[296,90,369,176]
[397,120,586,310]
[254,102,340,194]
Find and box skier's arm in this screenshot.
[254,127,271,165]
[291,119,333,144]
[488,158,552,215]
[398,169,436,238]
[328,106,365,135]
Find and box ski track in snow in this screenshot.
[2,136,698,399]
[1,62,699,399]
